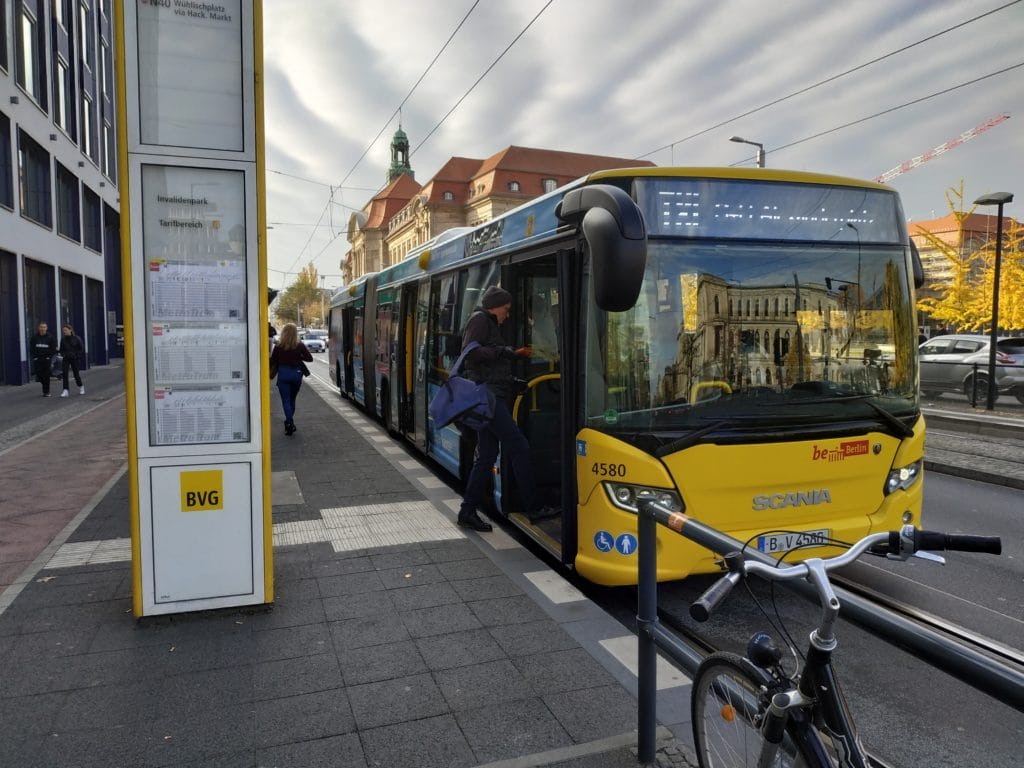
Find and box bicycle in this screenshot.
[681,524,1002,768]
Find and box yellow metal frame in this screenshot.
[118,1,273,614]
[113,0,143,617]
[254,0,273,603]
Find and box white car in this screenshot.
[301,332,326,353]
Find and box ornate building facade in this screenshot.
[342,131,654,283]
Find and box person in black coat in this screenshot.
[59,324,86,397]
[269,322,313,435]
[29,322,57,397]
[457,285,559,531]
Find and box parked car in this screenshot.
[301,331,326,353]
[918,334,1024,403]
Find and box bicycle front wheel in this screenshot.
[692,652,820,768]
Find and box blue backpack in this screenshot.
[429,342,495,430]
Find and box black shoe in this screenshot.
[457,511,493,532]
[528,506,560,523]
[284,421,296,435]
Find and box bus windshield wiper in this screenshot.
[767,393,914,439]
[654,418,751,456]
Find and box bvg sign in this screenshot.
[180,470,224,512]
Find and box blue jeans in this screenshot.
[461,397,539,516]
[276,366,304,423]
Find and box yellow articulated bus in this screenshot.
[329,168,926,586]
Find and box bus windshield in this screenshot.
[584,237,919,434]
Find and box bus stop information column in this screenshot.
[116,1,272,617]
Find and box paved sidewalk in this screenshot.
[0,375,697,768]
[1,368,1020,767]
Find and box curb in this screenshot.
[923,460,1024,491]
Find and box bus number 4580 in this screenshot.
[592,463,627,477]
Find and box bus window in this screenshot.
[429,274,460,385]
[524,278,559,372]
[459,262,501,327]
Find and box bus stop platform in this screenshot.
[0,374,696,768]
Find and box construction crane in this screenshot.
[874,113,1009,183]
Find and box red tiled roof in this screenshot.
[472,145,653,179]
[364,174,421,229]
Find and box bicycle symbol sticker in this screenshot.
[615,533,637,556]
[594,530,614,553]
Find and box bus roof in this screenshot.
[586,166,895,192]
[335,166,897,301]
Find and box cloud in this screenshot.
[261,0,1024,285]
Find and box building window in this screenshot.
[100,37,113,97]
[442,190,454,201]
[101,119,115,178]
[55,59,76,137]
[56,162,81,241]
[79,1,95,72]
[508,180,520,192]
[16,3,47,107]
[81,93,96,163]
[0,112,13,210]
[0,0,9,71]
[82,185,101,251]
[542,178,557,193]
[18,130,52,227]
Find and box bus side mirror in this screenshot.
[557,184,647,312]
[909,240,925,289]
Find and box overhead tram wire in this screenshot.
[634,0,1022,161]
[302,1,559,272]
[412,0,556,157]
[732,62,1024,166]
[281,1,483,281]
[332,0,482,193]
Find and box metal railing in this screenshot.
[634,499,1024,764]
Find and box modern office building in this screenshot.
[1,0,122,386]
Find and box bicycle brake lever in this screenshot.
[911,550,945,565]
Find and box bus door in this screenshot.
[361,278,378,412]
[506,254,565,544]
[397,282,420,440]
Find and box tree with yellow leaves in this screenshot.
[916,184,1024,332]
[275,263,326,327]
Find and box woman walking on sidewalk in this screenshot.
[269,322,312,436]
[59,324,86,397]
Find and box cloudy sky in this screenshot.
[260,0,1024,291]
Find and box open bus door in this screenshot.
[341,306,355,397]
[397,282,419,440]
[505,253,572,557]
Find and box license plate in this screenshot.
[757,529,830,554]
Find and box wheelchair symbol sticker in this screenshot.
[594,530,614,553]
[615,533,637,556]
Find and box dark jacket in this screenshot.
[462,308,517,398]
[59,333,85,364]
[270,342,313,375]
[30,332,57,362]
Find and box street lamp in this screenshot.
[971,191,1014,410]
[729,135,765,168]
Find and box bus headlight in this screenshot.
[604,482,684,514]
[884,460,922,495]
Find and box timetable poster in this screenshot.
[142,165,250,446]
[152,386,249,445]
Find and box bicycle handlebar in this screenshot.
[688,526,1002,622]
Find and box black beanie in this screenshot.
[481,286,512,309]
